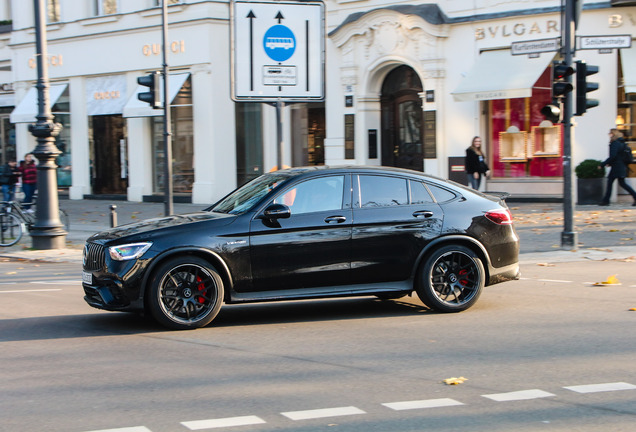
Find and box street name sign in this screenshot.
[511,38,560,56]
[578,34,632,50]
[231,0,325,102]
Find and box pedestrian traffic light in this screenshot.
[575,60,599,116]
[552,62,574,98]
[137,71,161,109]
[541,102,561,123]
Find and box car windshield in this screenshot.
[211,173,291,214]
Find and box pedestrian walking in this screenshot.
[19,153,37,211]
[0,159,21,202]
[599,128,636,206]
[465,136,490,190]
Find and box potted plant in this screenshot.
[575,159,605,205]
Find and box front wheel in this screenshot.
[415,245,485,313]
[147,256,224,330]
[0,213,25,247]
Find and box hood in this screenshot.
[87,212,235,242]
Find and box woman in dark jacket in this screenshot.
[465,136,490,190]
[600,129,636,206]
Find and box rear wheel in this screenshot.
[0,213,24,247]
[416,245,485,312]
[148,256,224,330]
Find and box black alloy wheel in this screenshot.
[416,245,485,312]
[148,256,224,329]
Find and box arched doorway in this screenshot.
[380,65,424,171]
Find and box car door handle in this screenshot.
[412,210,434,218]
[324,215,347,224]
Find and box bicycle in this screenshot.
[0,201,70,247]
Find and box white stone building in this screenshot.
[1,0,635,203]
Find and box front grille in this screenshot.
[84,242,105,271]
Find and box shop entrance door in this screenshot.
[89,115,127,195]
[380,65,424,171]
[0,112,15,164]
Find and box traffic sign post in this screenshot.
[231,0,325,102]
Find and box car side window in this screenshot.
[426,183,457,203]
[359,175,408,207]
[274,176,345,215]
[410,180,435,204]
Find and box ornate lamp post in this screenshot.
[28,0,66,249]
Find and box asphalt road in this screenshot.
[1,258,635,432]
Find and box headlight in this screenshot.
[108,242,152,261]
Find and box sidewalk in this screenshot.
[1,197,635,264]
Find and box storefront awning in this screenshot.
[86,75,127,116]
[122,72,190,118]
[10,83,68,123]
[452,50,554,102]
[620,45,636,94]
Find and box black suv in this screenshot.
[82,166,519,329]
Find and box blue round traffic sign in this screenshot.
[263,25,296,62]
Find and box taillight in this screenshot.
[485,209,513,225]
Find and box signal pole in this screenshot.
[561,0,577,249]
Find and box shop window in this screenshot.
[0,109,16,165]
[235,103,263,186]
[345,114,354,159]
[488,66,563,178]
[52,88,71,187]
[151,77,193,194]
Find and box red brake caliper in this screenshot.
[459,269,468,286]
[196,276,206,303]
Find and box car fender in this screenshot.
[412,234,492,279]
[139,247,234,304]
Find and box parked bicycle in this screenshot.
[0,201,70,247]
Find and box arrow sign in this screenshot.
[275,11,284,23]
[247,10,256,90]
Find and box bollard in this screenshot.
[110,204,118,228]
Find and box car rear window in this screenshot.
[426,183,457,203]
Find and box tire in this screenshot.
[415,245,485,313]
[147,256,224,330]
[0,213,25,247]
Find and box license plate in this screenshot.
[82,271,93,284]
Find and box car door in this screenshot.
[249,174,352,291]
[350,175,443,284]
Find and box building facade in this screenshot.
[1,0,635,204]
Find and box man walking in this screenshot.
[599,128,636,206]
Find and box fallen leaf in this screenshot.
[537,263,555,267]
[443,377,468,385]
[609,229,620,232]
[6,272,17,275]
[630,308,636,311]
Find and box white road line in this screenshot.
[0,288,62,293]
[29,280,81,285]
[482,389,555,402]
[86,427,152,432]
[564,382,636,393]
[281,406,366,421]
[182,415,266,430]
[383,398,464,411]
[537,279,572,283]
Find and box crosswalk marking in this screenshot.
[482,389,555,402]
[86,427,152,432]
[281,406,366,420]
[182,415,266,430]
[564,382,636,393]
[383,398,464,411]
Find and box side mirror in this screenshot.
[262,203,291,220]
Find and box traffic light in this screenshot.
[137,71,161,109]
[575,61,599,116]
[541,102,561,123]
[552,62,574,98]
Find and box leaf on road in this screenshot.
[537,263,555,267]
[591,274,621,286]
[629,308,636,311]
[443,377,468,385]
[6,271,17,275]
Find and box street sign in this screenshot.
[231,0,325,102]
[511,38,560,56]
[578,34,632,50]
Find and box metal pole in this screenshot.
[162,0,173,216]
[561,0,578,249]
[28,0,66,249]
[276,99,283,170]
